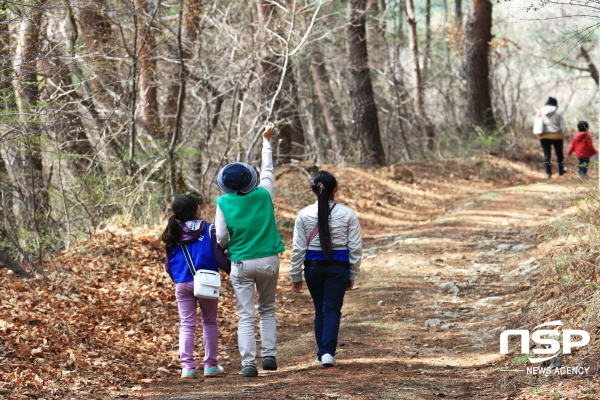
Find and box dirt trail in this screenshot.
[140,162,578,400]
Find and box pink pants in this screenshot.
[175,281,219,370]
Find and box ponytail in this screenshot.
[161,195,199,252]
[162,216,182,253]
[310,171,338,262]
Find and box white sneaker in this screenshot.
[181,369,195,378]
[320,353,338,368]
[204,365,225,377]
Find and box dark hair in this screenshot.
[577,121,589,132]
[310,171,338,262]
[161,195,199,252]
[545,97,558,107]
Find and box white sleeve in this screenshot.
[560,113,567,135]
[290,212,307,283]
[215,204,230,249]
[258,139,274,196]
[346,211,363,281]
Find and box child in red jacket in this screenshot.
[567,121,597,176]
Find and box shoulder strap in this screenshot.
[307,203,336,245]
[181,244,196,276]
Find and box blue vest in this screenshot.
[168,224,218,283]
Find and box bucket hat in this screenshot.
[217,163,258,194]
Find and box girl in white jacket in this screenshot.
[290,171,362,368]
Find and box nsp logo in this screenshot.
[500,320,590,363]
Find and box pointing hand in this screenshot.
[263,123,276,141]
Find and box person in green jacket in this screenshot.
[214,123,285,377]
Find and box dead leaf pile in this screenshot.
[0,229,238,399]
[0,154,549,399]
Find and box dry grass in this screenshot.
[505,180,600,399]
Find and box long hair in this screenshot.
[310,171,338,262]
[161,195,199,252]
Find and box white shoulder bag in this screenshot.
[533,112,544,135]
[181,244,221,299]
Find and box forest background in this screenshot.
[2,1,600,399]
[0,0,598,290]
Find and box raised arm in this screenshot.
[259,124,276,196]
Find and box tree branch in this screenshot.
[504,37,594,75]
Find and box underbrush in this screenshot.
[504,181,600,398]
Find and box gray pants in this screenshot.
[231,255,279,367]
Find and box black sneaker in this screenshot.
[262,356,277,371]
[242,365,258,377]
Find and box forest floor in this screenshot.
[2,148,599,400]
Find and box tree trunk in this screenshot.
[39,41,100,178]
[165,1,195,196]
[424,0,431,75]
[0,4,11,112]
[388,2,413,160]
[310,43,346,156]
[465,0,496,131]
[135,0,163,140]
[164,0,199,137]
[40,8,104,177]
[405,0,435,150]
[79,1,118,110]
[182,0,201,49]
[346,0,386,166]
[0,5,15,237]
[76,1,128,172]
[455,0,463,27]
[4,1,50,230]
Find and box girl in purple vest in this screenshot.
[162,195,231,378]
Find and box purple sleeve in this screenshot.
[210,225,231,274]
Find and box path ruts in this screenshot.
[140,178,576,400]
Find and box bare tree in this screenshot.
[3,1,50,230]
[405,0,435,150]
[347,0,386,166]
[310,43,346,158]
[255,0,306,164]
[165,0,194,196]
[0,4,11,112]
[76,1,128,170]
[135,0,163,140]
[164,0,199,137]
[423,0,432,75]
[79,0,119,110]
